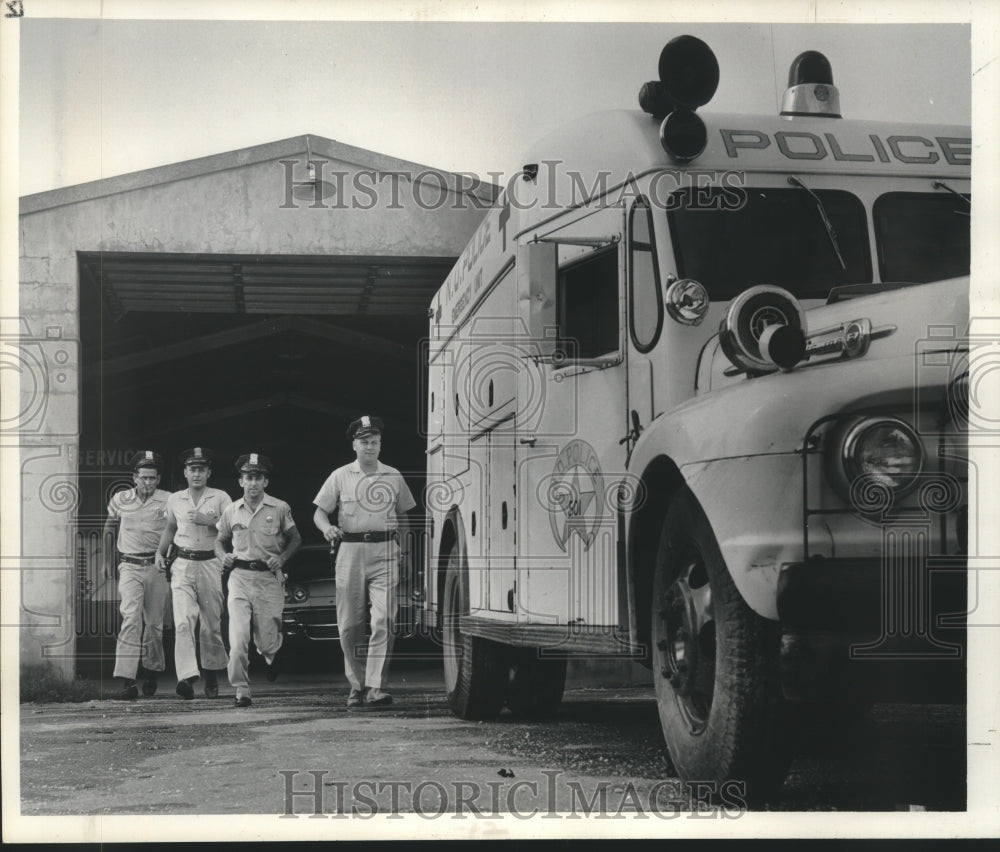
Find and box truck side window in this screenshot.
[557,246,619,361]
[629,197,662,352]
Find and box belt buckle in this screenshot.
[363,532,373,542]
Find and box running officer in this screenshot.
[104,450,171,700]
[214,453,301,708]
[312,416,416,708]
[156,447,232,700]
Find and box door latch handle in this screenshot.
[619,409,644,445]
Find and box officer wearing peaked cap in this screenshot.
[313,416,416,707]
[214,453,301,708]
[105,451,171,700]
[156,447,231,700]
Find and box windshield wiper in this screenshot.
[788,175,847,270]
[932,180,971,217]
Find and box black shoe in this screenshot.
[265,649,281,683]
[203,670,219,699]
[176,677,195,700]
[234,694,252,708]
[113,682,138,701]
[141,670,158,697]
[366,689,393,707]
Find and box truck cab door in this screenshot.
[624,197,662,435]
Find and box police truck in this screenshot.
[420,35,970,803]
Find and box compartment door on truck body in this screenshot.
[459,271,520,616]
[514,204,629,629]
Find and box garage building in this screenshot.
[15,135,498,678]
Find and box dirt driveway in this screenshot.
[17,659,966,836]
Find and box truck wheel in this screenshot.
[652,488,790,807]
[505,649,567,719]
[442,546,509,719]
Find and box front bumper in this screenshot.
[777,556,966,703]
[282,606,340,641]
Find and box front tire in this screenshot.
[651,488,790,806]
[442,545,508,719]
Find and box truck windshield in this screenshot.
[873,192,970,283]
[666,187,871,300]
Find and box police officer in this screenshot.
[214,453,301,708]
[104,450,171,700]
[156,448,232,700]
[312,416,416,707]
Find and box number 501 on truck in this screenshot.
[421,35,970,803]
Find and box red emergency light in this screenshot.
[780,50,841,118]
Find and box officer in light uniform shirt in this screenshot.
[313,416,416,707]
[104,451,171,700]
[156,447,232,700]
[215,453,300,708]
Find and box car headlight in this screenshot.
[840,417,924,496]
[284,585,309,604]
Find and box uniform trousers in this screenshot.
[113,562,168,680]
[336,541,398,691]
[226,567,284,690]
[170,556,229,681]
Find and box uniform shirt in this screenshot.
[165,487,232,550]
[313,461,416,533]
[108,488,171,554]
[217,494,296,560]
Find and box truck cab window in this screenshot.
[629,197,663,352]
[557,246,619,361]
[667,187,870,300]
[874,192,970,283]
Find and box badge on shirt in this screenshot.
[233,523,248,531]
[266,515,273,523]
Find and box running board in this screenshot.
[459,616,642,657]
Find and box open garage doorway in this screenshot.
[75,250,453,667]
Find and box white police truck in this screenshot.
[421,36,969,803]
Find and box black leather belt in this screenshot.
[233,559,270,571]
[176,548,216,561]
[120,553,156,565]
[340,530,397,543]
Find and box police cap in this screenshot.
[128,450,164,472]
[178,447,215,467]
[347,415,384,439]
[235,452,272,474]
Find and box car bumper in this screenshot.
[282,606,340,641]
[777,557,966,703]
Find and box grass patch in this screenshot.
[20,663,104,703]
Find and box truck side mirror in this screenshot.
[517,241,558,358]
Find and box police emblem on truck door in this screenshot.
[546,440,606,551]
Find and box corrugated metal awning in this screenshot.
[79,251,454,319]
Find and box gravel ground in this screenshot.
[19,678,965,817]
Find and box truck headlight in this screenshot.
[841,417,923,495]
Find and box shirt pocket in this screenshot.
[256,516,282,549]
[232,526,250,552]
[339,497,359,519]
